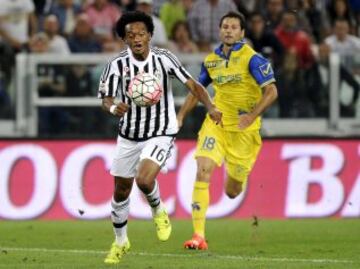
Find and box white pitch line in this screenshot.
[0,246,354,264]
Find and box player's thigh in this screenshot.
[194,117,225,167]
[137,136,175,180]
[110,136,141,178]
[225,131,262,184]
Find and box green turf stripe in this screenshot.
[0,246,354,265]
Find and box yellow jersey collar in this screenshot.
[214,40,246,58]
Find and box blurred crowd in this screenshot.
[1,0,360,136]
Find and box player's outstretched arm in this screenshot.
[176,93,198,129]
[184,78,223,126]
[102,97,129,118]
[238,83,278,130]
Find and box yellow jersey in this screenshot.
[199,40,275,132]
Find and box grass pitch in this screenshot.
[0,219,359,269]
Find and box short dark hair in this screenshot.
[115,11,154,39]
[219,11,246,30]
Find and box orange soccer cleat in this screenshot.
[183,234,208,250]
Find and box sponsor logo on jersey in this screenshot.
[214,74,242,84]
[205,60,223,69]
[259,63,273,77]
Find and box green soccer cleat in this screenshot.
[153,208,172,241]
[104,240,131,265]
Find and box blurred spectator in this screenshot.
[33,0,54,30]
[29,33,68,135]
[284,0,312,33]
[85,0,121,43]
[68,14,102,52]
[0,42,13,118]
[159,0,186,38]
[327,0,357,34]
[152,0,168,16]
[168,21,198,54]
[263,0,284,31]
[0,42,14,87]
[29,33,65,96]
[325,19,360,60]
[43,15,70,54]
[0,0,37,52]
[302,0,330,43]
[182,0,194,14]
[111,0,137,11]
[188,0,237,52]
[65,65,92,96]
[34,0,53,16]
[348,0,360,35]
[277,51,307,117]
[64,65,96,132]
[246,12,284,68]
[50,0,82,36]
[275,10,315,69]
[136,0,168,48]
[102,36,126,53]
[0,73,12,118]
[277,50,322,117]
[233,0,252,17]
[317,42,360,117]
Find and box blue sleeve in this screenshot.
[249,54,276,87]
[198,63,212,87]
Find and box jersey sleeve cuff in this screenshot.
[260,79,276,88]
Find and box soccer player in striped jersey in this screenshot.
[98,11,222,264]
[177,11,278,250]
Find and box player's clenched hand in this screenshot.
[111,102,129,117]
[208,106,223,127]
[238,113,255,130]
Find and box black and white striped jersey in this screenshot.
[98,47,192,141]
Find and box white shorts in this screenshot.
[110,135,175,178]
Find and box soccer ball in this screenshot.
[128,73,163,107]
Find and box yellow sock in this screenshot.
[191,181,209,238]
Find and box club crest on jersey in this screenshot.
[123,66,130,75]
[259,63,273,77]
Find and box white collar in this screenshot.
[127,47,152,70]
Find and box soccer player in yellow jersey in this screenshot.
[177,11,278,250]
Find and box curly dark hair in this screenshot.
[115,11,154,39]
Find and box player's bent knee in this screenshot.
[135,176,153,193]
[196,168,212,182]
[196,163,216,182]
[225,189,242,199]
[225,178,243,199]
